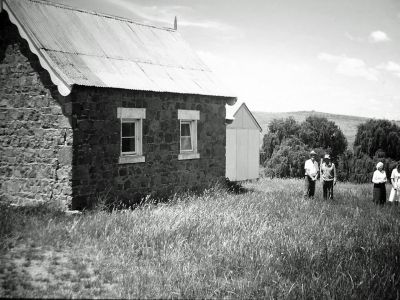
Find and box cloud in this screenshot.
[318,53,379,81]
[345,31,391,44]
[378,61,400,72]
[368,30,391,43]
[344,32,364,42]
[377,61,400,79]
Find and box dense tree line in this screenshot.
[337,120,400,183]
[262,117,400,183]
[354,119,400,161]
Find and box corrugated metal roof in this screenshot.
[4,0,236,98]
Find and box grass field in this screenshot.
[1,178,400,298]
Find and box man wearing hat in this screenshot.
[304,150,319,198]
[320,154,337,200]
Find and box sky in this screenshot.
[57,0,400,120]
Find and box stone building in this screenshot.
[0,0,236,209]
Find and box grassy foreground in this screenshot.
[1,178,400,299]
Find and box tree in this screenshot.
[268,117,301,142]
[298,116,347,159]
[337,150,354,182]
[262,132,280,160]
[354,119,400,161]
[354,155,373,183]
[387,131,400,160]
[262,117,300,160]
[337,149,398,183]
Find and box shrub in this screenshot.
[264,138,309,178]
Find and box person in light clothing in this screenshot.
[320,154,336,200]
[389,162,400,205]
[304,150,319,198]
[372,162,387,205]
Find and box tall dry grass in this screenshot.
[1,178,400,298]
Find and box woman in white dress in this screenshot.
[389,162,400,205]
[372,162,387,205]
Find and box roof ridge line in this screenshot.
[18,0,176,32]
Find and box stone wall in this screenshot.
[0,11,228,210]
[0,11,73,208]
[70,87,227,208]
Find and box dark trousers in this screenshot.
[322,180,334,199]
[373,183,386,205]
[304,176,316,198]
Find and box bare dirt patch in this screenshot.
[0,240,117,298]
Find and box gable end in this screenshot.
[3,1,72,95]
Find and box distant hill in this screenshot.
[252,110,400,149]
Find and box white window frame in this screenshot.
[117,108,146,164]
[180,120,194,152]
[178,109,200,160]
[121,119,139,155]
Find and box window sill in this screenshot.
[178,152,200,160]
[118,155,145,164]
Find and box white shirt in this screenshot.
[391,168,400,188]
[304,159,319,177]
[372,170,387,184]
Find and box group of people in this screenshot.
[303,150,400,205]
[372,161,400,205]
[304,151,336,200]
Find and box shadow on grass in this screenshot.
[89,178,256,212]
[224,178,255,194]
[0,202,70,251]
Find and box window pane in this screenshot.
[181,122,191,137]
[122,122,135,137]
[181,136,192,151]
[122,137,136,153]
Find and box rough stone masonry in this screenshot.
[0,11,227,209]
[0,11,73,208]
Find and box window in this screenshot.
[178,109,200,160]
[121,121,137,154]
[180,121,193,151]
[117,108,145,164]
